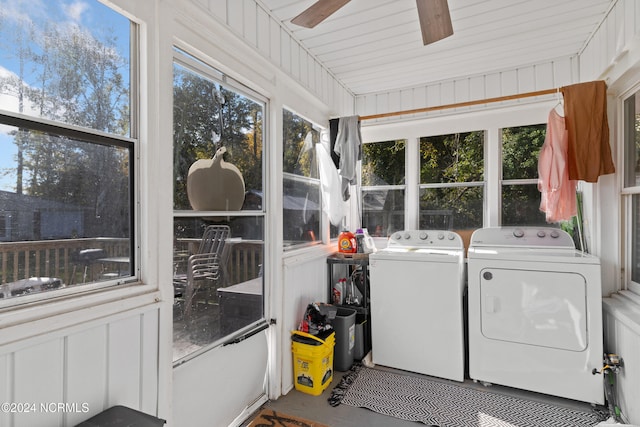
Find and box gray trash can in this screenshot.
[331,307,356,371]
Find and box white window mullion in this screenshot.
[485,127,501,227]
[406,136,420,230]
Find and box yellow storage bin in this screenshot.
[291,330,335,396]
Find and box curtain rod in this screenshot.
[359,87,558,121]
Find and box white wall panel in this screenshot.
[280,30,291,75]
[280,251,331,394]
[14,340,64,427]
[243,0,257,48]
[0,354,10,427]
[173,331,268,427]
[227,1,243,38]
[107,316,143,409]
[534,62,554,89]
[207,0,226,21]
[0,306,160,427]
[603,296,640,425]
[579,0,640,82]
[194,0,355,116]
[355,58,578,122]
[65,326,108,426]
[140,310,160,414]
[269,18,280,66]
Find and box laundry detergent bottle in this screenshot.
[338,230,357,253]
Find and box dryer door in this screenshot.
[479,268,587,351]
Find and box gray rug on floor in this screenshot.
[329,365,608,427]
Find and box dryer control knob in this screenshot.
[437,232,445,240]
[393,232,402,240]
[550,230,560,238]
[448,233,456,240]
[419,231,428,240]
[513,229,525,238]
[537,230,546,238]
[404,232,411,240]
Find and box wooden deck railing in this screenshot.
[1,238,263,288]
[0,238,130,285]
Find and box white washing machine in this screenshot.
[369,229,466,381]
[467,227,604,404]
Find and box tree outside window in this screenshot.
[361,140,406,237]
[282,109,321,247]
[0,1,133,297]
[501,125,547,226]
[419,132,484,230]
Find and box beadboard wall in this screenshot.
[355,57,579,122]
[0,303,160,427]
[280,247,334,395]
[192,0,355,117]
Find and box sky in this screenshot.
[0,0,130,192]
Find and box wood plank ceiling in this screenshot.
[258,0,616,96]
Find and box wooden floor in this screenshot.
[244,365,606,427]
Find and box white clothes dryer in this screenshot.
[467,227,604,404]
[369,230,466,381]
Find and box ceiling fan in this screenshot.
[291,0,453,46]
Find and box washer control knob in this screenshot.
[448,233,456,240]
[513,229,525,238]
[393,232,402,240]
[419,231,428,240]
[550,230,560,238]
[437,232,445,240]
[537,230,546,238]
[404,232,411,240]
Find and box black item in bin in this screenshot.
[331,307,356,371]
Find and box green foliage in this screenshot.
[173,64,264,210]
[420,131,484,184]
[362,140,406,186]
[502,124,545,180]
[0,6,131,237]
[283,109,317,178]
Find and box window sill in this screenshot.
[283,242,335,266]
[0,281,161,347]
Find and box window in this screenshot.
[501,125,548,226]
[420,132,484,229]
[172,49,266,361]
[283,109,321,247]
[623,89,640,294]
[0,1,134,300]
[361,140,406,236]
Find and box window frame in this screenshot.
[418,131,486,230]
[360,139,408,236]
[499,123,551,227]
[621,84,640,295]
[282,108,323,250]
[171,47,269,362]
[360,103,553,232]
[0,11,140,308]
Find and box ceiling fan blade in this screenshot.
[417,0,454,45]
[291,0,351,28]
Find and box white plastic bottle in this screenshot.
[333,278,345,305]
